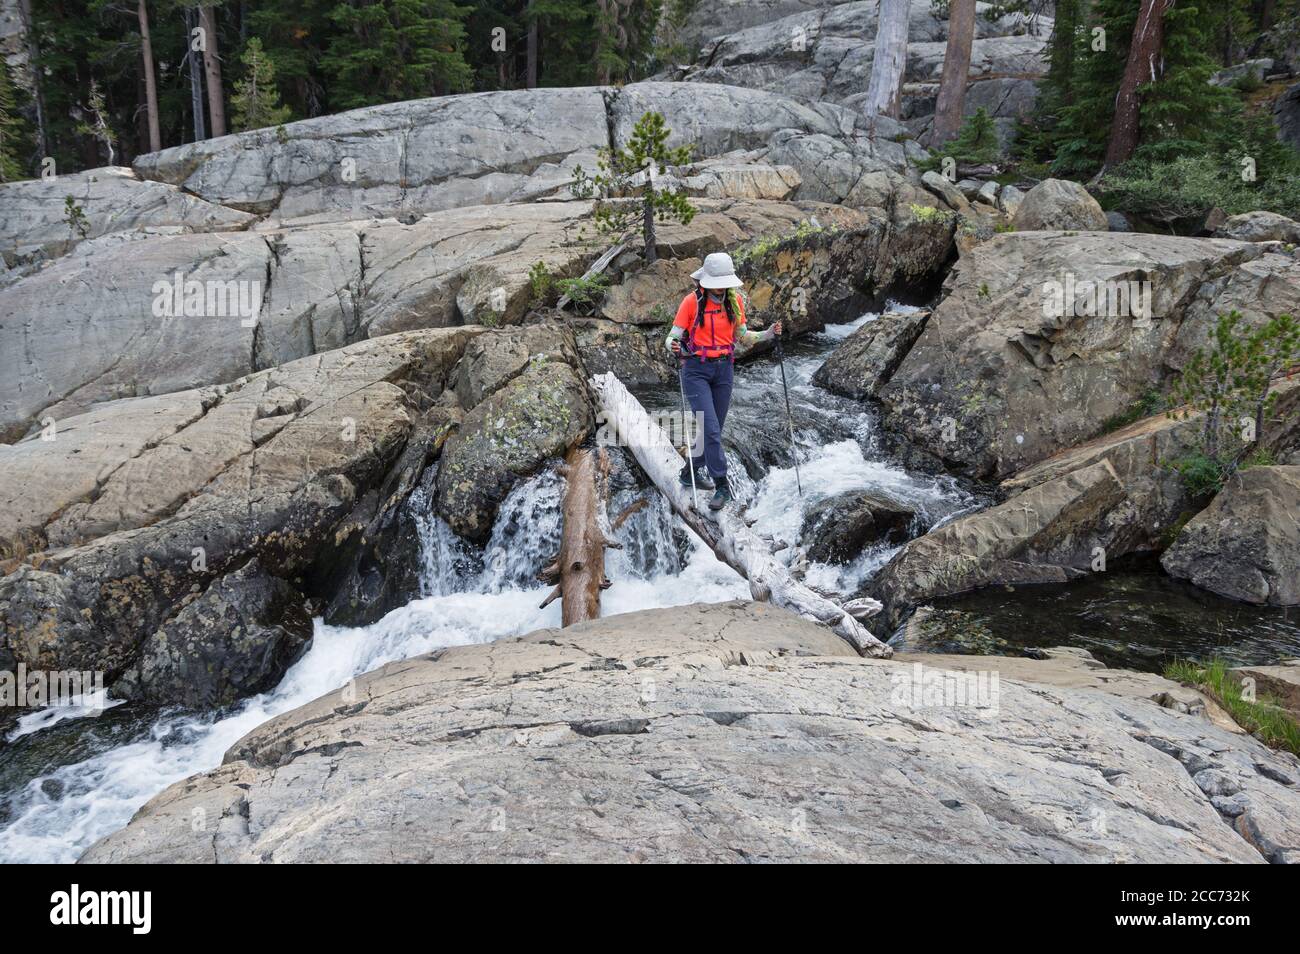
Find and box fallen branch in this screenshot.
[588,372,889,656]
[610,497,648,531]
[557,240,627,310]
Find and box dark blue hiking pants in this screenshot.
[680,357,734,478]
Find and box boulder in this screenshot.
[877,232,1268,479]
[434,358,592,542]
[1214,211,1300,245]
[997,183,1026,217]
[81,601,1300,864]
[870,460,1125,631]
[871,378,1300,628]
[0,167,256,265]
[1170,251,1300,371]
[451,323,582,409]
[113,559,313,708]
[673,0,1043,56]
[921,170,967,210]
[679,162,802,200]
[1161,466,1300,606]
[1106,210,1134,232]
[0,328,483,705]
[599,258,702,324]
[574,321,671,387]
[0,231,273,441]
[1011,178,1108,232]
[1209,59,1274,87]
[812,309,929,399]
[1273,81,1300,151]
[764,126,924,206]
[134,88,610,226]
[801,489,917,564]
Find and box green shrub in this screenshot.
[1100,107,1300,226]
[907,203,954,226]
[1102,154,1300,226]
[63,196,89,239]
[1167,450,1232,498]
[1230,69,1264,94]
[734,220,836,266]
[919,108,1002,173]
[555,273,610,309]
[1239,448,1278,470]
[528,261,553,305]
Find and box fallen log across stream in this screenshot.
[588,371,890,657]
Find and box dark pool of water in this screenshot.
[932,560,1300,674]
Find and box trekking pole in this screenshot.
[677,351,699,509]
[774,331,803,496]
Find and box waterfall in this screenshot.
[0,306,977,864]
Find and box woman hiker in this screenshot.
[666,252,782,511]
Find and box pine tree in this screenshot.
[244,0,338,117]
[1117,0,1234,166]
[594,0,662,85]
[324,0,474,109]
[0,62,28,182]
[527,0,598,86]
[1043,0,1234,176]
[927,108,1001,169]
[570,110,696,263]
[231,37,293,131]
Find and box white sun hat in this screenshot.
[691,252,744,289]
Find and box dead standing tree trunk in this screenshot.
[1103,0,1174,170]
[863,0,910,135]
[540,447,619,626]
[589,372,889,656]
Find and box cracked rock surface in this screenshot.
[81,601,1300,863]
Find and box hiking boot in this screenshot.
[708,476,732,511]
[679,465,715,491]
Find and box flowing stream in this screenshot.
[3,307,1297,863]
[1,308,972,863]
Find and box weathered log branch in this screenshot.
[556,241,627,311]
[540,446,616,626]
[588,372,890,656]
